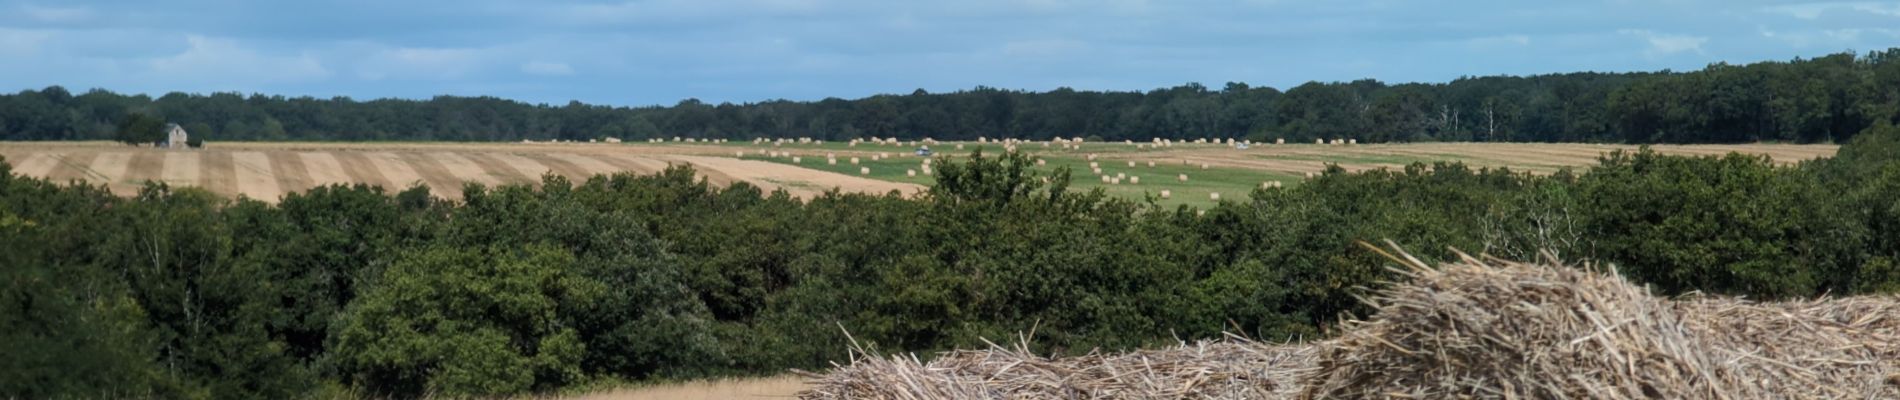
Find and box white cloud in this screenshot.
[19,4,94,23]
[1762,1,1900,19]
[1467,34,1532,48]
[146,35,330,83]
[0,28,52,56]
[521,61,574,76]
[1620,29,1706,56]
[547,0,830,24]
[1002,39,1087,57]
[354,46,488,80]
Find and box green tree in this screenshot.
[331,245,595,397]
[115,113,166,145]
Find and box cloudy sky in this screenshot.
[2,0,1897,106]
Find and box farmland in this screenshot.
[0,140,1836,207]
[0,141,921,202]
[4,127,1894,399]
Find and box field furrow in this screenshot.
[161,152,201,188]
[486,153,553,182]
[520,153,595,182]
[363,152,425,189]
[556,153,624,176]
[14,152,58,177]
[430,152,503,186]
[334,152,397,190]
[300,152,353,187]
[233,152,282,201]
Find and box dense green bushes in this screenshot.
[5,131,1900,397]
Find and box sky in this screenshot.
[2,0,1897,106]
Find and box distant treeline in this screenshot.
[3,49,1897,144]
[6,123,1900,399]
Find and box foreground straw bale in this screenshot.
[1303,249,1900,399]
[802,247,1900,400]
[799,337,1318,400]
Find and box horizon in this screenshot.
[4,1,1898,107]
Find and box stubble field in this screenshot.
[0,140,1836,206]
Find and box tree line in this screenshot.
[3,49,1897,144]
[5,123,1899,398]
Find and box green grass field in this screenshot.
[735,145,1299,208]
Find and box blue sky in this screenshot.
[2,0,1897,106]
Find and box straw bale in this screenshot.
[802,247,1900,400]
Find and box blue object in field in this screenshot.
[916,147,933,156]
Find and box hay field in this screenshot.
[0,140,1836,205]
[710,140,1836,207]
[0,141,921,202]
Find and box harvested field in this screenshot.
[800,247,1900,399]
[0,141,1833,205]
[715,140,1835,208]
[0,141,914,202]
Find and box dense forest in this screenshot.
[5,121,1899,398]
[3,49,1898,144]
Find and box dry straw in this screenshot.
[800,244,1900,400]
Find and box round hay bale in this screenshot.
[1129,176,1139,184]
[1178,174,1188,182]
[1148,161,1156,167]
[1209,192,1220,201]
[1036,159,1046,166]
[792,156,802,163]
[907,169,916,177]
[859,167,870,175]
[1201,163,1209,170]
[1160,189,1171,199]
[828,158,837,165]
[1089,162,1099,169]
[850,157,860,164]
